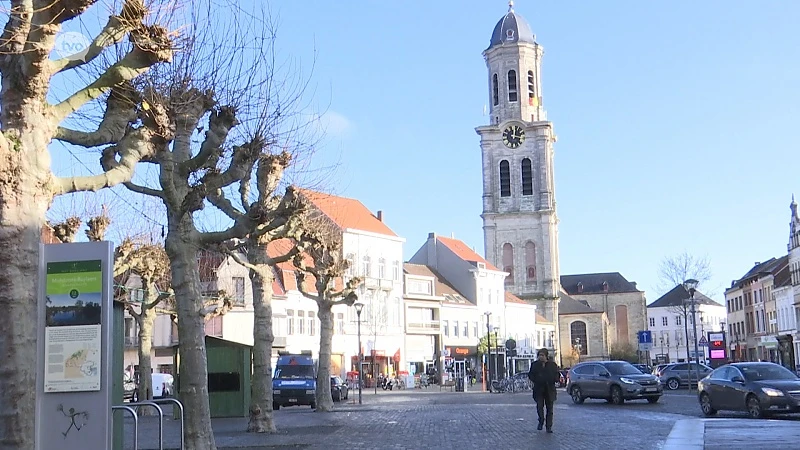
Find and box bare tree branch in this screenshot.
[51,21,173,121]
[55,126,162,195]
[178,106,238,175]
[656,251,713,296]
[50,5,140,73]
[53,83,140,148]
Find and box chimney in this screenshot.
[377,210,383,222]
[428,232,436,240]
[631,282,637,289]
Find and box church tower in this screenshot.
[476,2,561,322]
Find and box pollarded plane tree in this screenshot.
[0,1,173,446]
[106,2,320,447]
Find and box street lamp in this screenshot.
[354,301,364,405]
[484,311,492,392]
[683,278,700,389]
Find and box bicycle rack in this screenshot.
[150,398,185,450]
[112,405,138,450]
[129,401,164,450]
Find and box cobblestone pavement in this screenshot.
[122,389,705,449]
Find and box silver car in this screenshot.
[658,362,712,390]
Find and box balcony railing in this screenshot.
[406,320,440,334]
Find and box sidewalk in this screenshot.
[664,418,799,450]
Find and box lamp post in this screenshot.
[484,311,492,391]
[354,301,364,405]
[683,278,700,390]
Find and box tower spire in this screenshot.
[508,1,514,12]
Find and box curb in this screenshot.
[662,419,704,450]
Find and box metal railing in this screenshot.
[114,397,184,450]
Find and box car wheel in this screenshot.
[272,403,280,411]
[310,402,316,410]
[570,386,585,404]
[334,391,341,402]
[666,378,680,391]
[610,386,624,405]
[699,393,717,416]
[746,395,763,419]
[647,396,660,404]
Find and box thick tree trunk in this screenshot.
[315,302,335,412]
[0,95,56,446]
[166,226,216,450]
[136,296,157,414]
[246,242,277,432]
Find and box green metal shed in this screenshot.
[173,335,252,418]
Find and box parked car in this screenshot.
[632,364,652,374]
[652,364,671,377]
[658,362,712,390]
[124,372,174,402]
[698,362,800,419]
[567,360,662,405]
[331,376,349,401]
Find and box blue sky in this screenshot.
[50,1,800,302]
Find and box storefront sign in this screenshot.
[445,346,478,358]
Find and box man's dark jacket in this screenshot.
[528,359,559,400]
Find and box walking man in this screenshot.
[528,348,560,433]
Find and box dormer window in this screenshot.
[506,29,515,41]
[507,70,518,102]
[577,282,584,294]
[602,281,609,293]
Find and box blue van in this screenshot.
[272,351,317,410]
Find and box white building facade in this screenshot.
[647,285,726,364]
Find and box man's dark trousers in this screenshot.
[534,390,554,429]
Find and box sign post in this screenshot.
[707,332,727,369]
[36,242,114,450]
[638,331,653,365]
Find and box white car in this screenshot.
[126,372,174,402]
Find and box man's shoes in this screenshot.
[537,423,543,431]
[546,428,553,433]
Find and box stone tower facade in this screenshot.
[476,4,561,323]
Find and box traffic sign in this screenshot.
[699,335,708,347]
[638,331,653,351]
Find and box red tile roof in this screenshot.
[436,236,499,271]
[297,189,397,237]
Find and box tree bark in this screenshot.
[136,296,157,413]
[246,241,277,433]
[0,93,55,447]
[166,221,217,450]
[315,301,335,411]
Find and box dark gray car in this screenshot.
[698,362,800,419]
[567,360,663,405]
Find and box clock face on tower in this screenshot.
[502,125,525,149]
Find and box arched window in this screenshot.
[502,243,514,285]
[499,160,511,197]
[507,70,518,102]
[521,158,533,195]
[527,70,535,105]
[525,241,536,284]
[492,73,499,106]
[615,305,629,344]
[570,321,588,355]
